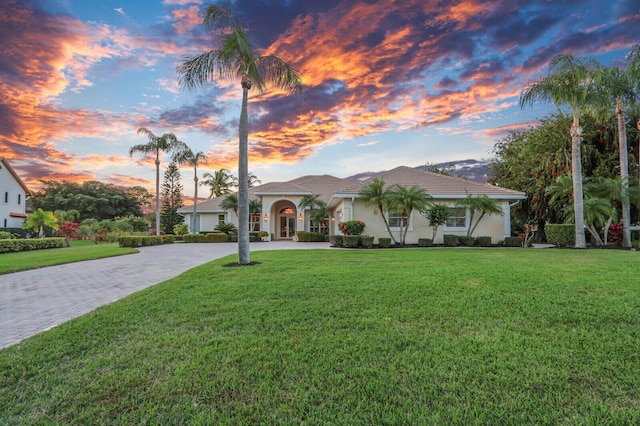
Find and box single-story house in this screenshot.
[0,158,30,228]
[179,166,526,244]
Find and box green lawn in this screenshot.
[1,249,639,424]
[0,240,137,274]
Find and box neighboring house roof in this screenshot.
[0,158,30,194]
[334,166,526,200]
[178,196,225,213]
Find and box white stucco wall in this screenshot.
[0,164,27,228]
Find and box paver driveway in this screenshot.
[0,241,330,349]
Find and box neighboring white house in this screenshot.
[0,158,30,228]
[179,166,527,244]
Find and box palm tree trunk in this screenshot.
[238,80,251,265]
[192,171,198,233]
[616,100,631,248]
[378,205,398,244]
[570,112,587,248]
[155,157,161,236]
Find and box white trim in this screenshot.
[443,206,469,231]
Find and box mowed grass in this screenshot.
[0,240,137,274]
[1,248,639,424]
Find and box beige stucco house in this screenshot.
[179,166,526,244]
[0,158,30,229]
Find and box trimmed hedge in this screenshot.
[0,238,66,253]
[360,236,374,248]
[475,236,492,247]
[443,235,458,247]
[329,235,343,247]
[378,237,392,248]
[545,224,574,247]
[342,236,360,248]
[117,235,170,248]
[418,238,433,247]
[458,236,475,247]
[206,233,228,243]
[297,231,326,242]
[504,236,521,247]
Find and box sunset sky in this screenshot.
[1,0,638,199]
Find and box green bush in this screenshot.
[444,235,458,247]
[360,236,374,248]
[195,234,207,243]
[250,232,261,242]
[258,231,269,238]
[297,231,326,242]
[458,236,475,246]
[1,227,28,239]
[329,235,343,247]
[504,236,521,247]
[206,233,228,243]
[162,235,175,244]
[131,236,143,247]
[0,238,66,253]
[418,238,433,247]
[338,220,366,236]
[475,236,492,247]
[545,224,574,247]
[342,235,360,248]
[378,237,392,248]
[0,231,12,239]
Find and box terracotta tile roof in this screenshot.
[336,166,525,199]
[254,175,353,204]
[0,158,30,194]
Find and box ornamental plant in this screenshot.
[338,220,366,236]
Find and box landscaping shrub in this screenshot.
[329,235,343,247]
[342,235,360,248]
[504,236,521,247]
[0,231,12,240]
[338,220,366,236]
[195,234,207,243]
[162,235,175,244]
[298,231,326,242]
[183,234,196,243]
[418,238,433,247]
[545,224,574,247]
[131,236,142,247]
[475,236,492,247]
[458,236,475,246]
[250,232,260,242]
[360,236,374,248]
[1,227,28,239]
[444,234,458,247]
[378,237,392,248]
[206,233,228,243]
[0,237,66,253]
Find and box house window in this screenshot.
[18,194,21,205]
[3,192,7,204]
[388,210,409,229]
[249,213,261,231]
[445,207,467,229]
[310,219,328,234]
[3,219,6,227]
[217,214,225,224]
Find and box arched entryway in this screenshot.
[278,205,297,239]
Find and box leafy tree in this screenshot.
[358,178,398,244]
[58,221,79,247]
[30,181,143,220]
[160,163,185,234]
[520,55,599,248]
[23,208,58,238]
[425,204,450,240]
[221,193,238,217]
[215,222,237,235]
[125,186,154,214]
[178,2,303,265]
[200,169,236,199]
[298,195,328,233]
[173,146,207,233]
[387,185,432,245]
[129,128,185,235]
[455,194,503,238]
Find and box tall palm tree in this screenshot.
[247,173,262,188]
[178,3,303,265]
[173,147,207,233]
[358,178,398,244]
[591,63,637,248]
[455,193,504,238]
[298,195,328,233]
[249,199,262,231]
[387,185,432,245]
[520,55,598,248]
[129,128,184,235]
[200,169,236,199]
